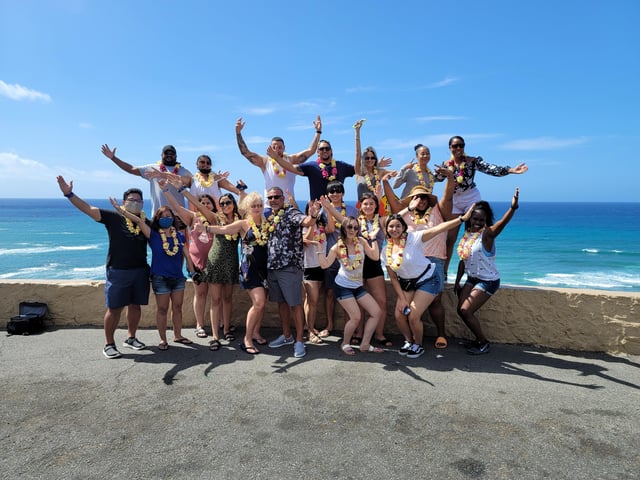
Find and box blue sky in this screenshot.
[1,0,638,202]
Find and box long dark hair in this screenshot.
[385,214,408,239]
[150,206,176,231]
[339,216,359,241]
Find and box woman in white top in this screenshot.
[454,188,520,355]
[384,208,473,359]
[316,216,384,356]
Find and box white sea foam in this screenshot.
[529,272,640,290]
[0,244,100,255]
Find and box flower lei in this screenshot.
[364,166,380,193]
[124,211,146,235]
[313,225,326,244]
[333,202,346,228]
[447,158,466,184]
[359,214,379,240]
[318,157,338,181]
[157,161,181,175]
[413,164,434,193]
[338,239,363,271]
[457,228,484,260]
[219,213,240,241]
[249,215,270,246]
[269,156,287,178]
[412,206,433,225]
[160,227,180,256]
[195,172,214,188]
[385,234,407,271]
[265,208,286,233]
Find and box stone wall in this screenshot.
[1,280,639,355]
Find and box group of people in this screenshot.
[57,116,527,360]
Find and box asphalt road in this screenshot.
[1,327,639,479]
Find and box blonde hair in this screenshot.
[239,191,263,218]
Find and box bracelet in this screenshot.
[236,184,248,191]
[316,130,322,134]
[316,251,323,255]
[511,205,519,210]
[162,189,169,193]
[458,215,464,222]
[64,192,75,199]
[177,185,187,193]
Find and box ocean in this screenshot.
[0,199,638,292]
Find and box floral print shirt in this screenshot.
[435,156,510,193]
[265,206,306,270]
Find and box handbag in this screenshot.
[397,263,434,291]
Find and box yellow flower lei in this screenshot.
[160,227,180,256]
[364,166,380,193]
[218,213,239,241]
[266,208,286,233]
[312,225,326,244]
[457,228,483,260]
[447,158,466,184]
[412,206,433,225]
[195,172,214,188]
[157,161,181,175]
[413,164,434,193]
[338,239,363,271]
[124,211,146,235]
[359,214,379,240]
[249,215,270,246]
[269,156,287,178]
[385,234,407,271]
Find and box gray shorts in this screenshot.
[267,266,303,306]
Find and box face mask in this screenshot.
[158,217,173,229]
[198,168,211,175]
[124,201,142,215]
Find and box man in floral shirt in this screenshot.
[264,187,321,358]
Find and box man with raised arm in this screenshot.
[235,116,322,199]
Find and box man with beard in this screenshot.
[382,166,456,350]
[101,144,192,214]
[56,176,150,359]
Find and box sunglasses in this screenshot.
[318,146,331,152]
[345,225,359,230]
[219,201,232,207]
[126,198,143,203]
[327,188,343,194]
[250,204,263,209]
[451,143,465,149]
[267,195,282,200]
[364,156,376,160]
[199,161,212,165]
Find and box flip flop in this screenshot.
[361,345,385,353]
[195,328,207,338]
[434,336,448,349]
[173,338,193,345]
[208,339,221,351]
[253,337,268,346]
[240,343,260,355]
[341,344,356,356]
[158,342,169,351]
[224,332,236,341]
[309,332,323,344]
[318,329,331,338]
[375,336,393,347]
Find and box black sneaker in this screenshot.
[398,340,412,356]
[406,343,425,359]
[467,341,490,355]
[103,343,122,359]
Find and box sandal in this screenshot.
[224,332,236,342]
[434,336,448,349]
[309,332,323,344]
[350,336,362,346]
[195,328,207,338]
[173,337,193,345]
[158,342,169,351]
[208,339,221,351]
[253,337,268,346]
[375,336,393,347]
[318,329,331,338]
[341,344,356,356]
[240,343,260,355]
[361,344,384,353]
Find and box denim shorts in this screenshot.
[465,276,501,296]
[105,266,150,309]
[426,257,445,295]
[151,274,186,295]
[333,283,367,301]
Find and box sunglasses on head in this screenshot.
[267,195,282,200]
[451,143,465,149]
[318,146,331,152]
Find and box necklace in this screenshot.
[266,208,286,233]
[364,166,380,193]
[195,172,214,187]
[159,228,180,256]
[457,228,483,260]
[249,215,270,246]
[385,234,407,271]
[333,202,346,228]
[412,206,433,225]
[318,157,338,181]
[219,213,239,241]
[413,164,434,193]
[447,158,466,184]
[312,225,326,244]
[338,239,363,271]
[124,211,146,235]
[157,161,181,175]
[269,156,287,177]
[359,214,379,240]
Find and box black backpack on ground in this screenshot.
[7,302,48,335]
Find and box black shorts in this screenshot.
[363,255,384,280]
[304,266,324,282]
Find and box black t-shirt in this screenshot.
[98,209,149,269]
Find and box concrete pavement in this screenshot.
[1,327,639,479]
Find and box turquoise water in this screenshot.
[0,199,638,292]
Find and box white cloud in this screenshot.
[500,136,589,150]
[0,80,52,102]
[426,76,459,88]
[244,106,276,115]
[345,85,379,94]
[0,152,50,174]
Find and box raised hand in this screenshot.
[378,156,392,168]
[313,115,322,132]
[56,175,73,195]
[214,170,230,182]
[235,117,245,134]
[510,163,528,174]
[511,188,520,209]
[101,144,116,160]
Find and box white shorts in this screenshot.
[452,187,481,214]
